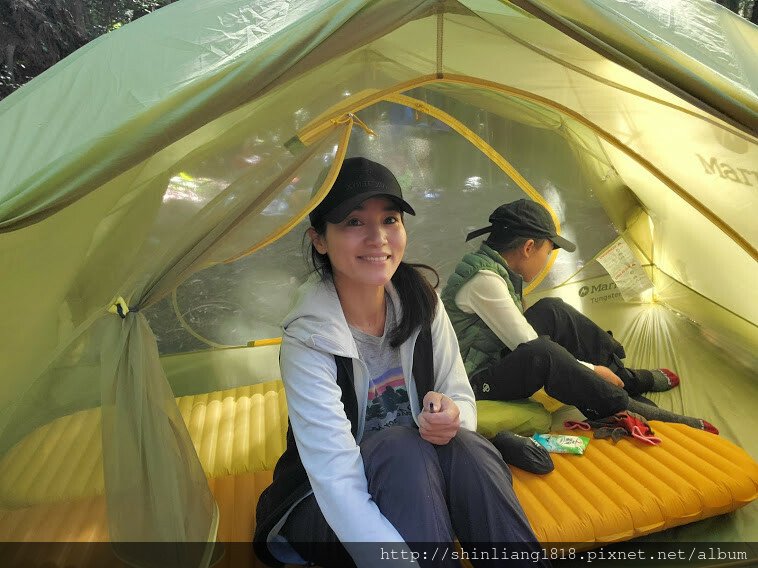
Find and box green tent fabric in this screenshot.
[0,0,756,565]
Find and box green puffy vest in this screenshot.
[441,243,524,378]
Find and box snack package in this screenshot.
[531,433,590,455]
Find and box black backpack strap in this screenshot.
[412,323,435,405]
[335,355,359,437]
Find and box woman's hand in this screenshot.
[594,365,625,388]
[418,391,461,445]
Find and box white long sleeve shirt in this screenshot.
[455,270,594,370]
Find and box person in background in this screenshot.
[441,199,718,436]
[254,159,549,568]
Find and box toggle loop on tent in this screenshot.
[107,296,131,319]
[333,113,376,137]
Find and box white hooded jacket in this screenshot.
[277,272,476,563]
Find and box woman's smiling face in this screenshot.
[310,196,406,291]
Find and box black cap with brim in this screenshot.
[321,192,415,223]
[465,199,576,252]
[548,233,576,252]
[310,157,415,225]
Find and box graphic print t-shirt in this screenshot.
[349,294,413,435]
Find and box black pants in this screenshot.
[472,297,651,419]
[281,426,549,568]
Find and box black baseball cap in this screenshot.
[309,157,415,225]
[465,199,576,252]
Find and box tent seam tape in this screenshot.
[436,6,444,78]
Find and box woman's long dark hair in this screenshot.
[306,217,439,347]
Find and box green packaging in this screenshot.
[531,433,590,455]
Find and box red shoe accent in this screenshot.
[701,420,719,435]
[659,368,680,388]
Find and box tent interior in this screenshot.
[0,0,756,566]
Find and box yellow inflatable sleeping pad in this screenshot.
[0,380,756,547]
[0,380,287,507]
[513,422,758,543]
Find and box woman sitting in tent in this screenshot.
[254,159,549,568]
[441,199,719,435]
